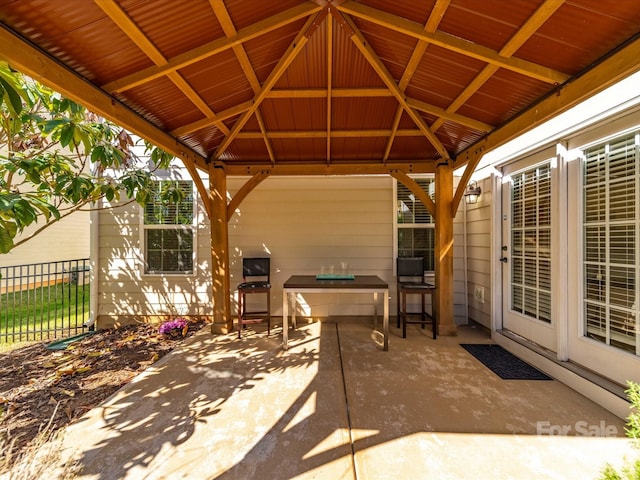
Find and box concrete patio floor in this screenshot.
[55,319,636,479]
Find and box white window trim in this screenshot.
[140,179,197,277]
[392,175,435,276]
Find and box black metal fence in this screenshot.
[0,258,91,344]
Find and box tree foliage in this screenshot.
[0,63,181,253]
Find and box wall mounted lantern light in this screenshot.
[464,180,482,204]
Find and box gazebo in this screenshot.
[1,0,639,334]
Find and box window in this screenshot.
[583,131,639,355]
[510,163,552,322]
[395,178,435,271]
[143,180,195,274]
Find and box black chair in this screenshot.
[396,257,436,339]
[237,257,271,338]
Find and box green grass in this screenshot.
[0,282,90,344]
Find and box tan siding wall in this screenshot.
[463,177,493,329]
[96,195,213,326]
[97,174,470,326]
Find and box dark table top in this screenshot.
[283,275,388,289]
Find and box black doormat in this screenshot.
[460,344,552,380]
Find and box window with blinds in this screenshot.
[143,180,195,274]
[510,163,552,322]
[583,131,639,355]
[396,178,435,271]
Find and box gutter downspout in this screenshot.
[86,200,100,330]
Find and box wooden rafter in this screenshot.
[451,35,640,214]
[337,0,569,85]
[335,10,451,161]
[95,0,230,136]
[101,3,322,93]
[0,25,208,171]
[432,0,566,134]
[214,13,324,159]
[383,0,450,161]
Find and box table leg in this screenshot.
[383,290,389,351]
[282,290,289,350]
[373,291,378,331]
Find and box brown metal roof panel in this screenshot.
[274,20,327,89]
[463,70,551,126]
[179,50,254,114]
[270,138,326,161]
[0,1,154,84]
[118,77,203,132]
[245,20,308,85]
[358,0,433,25]
[436,121,485,154]
[226,138,270,163]
[408,46,487,108]
[330,137,387,161]
[332,97,398,130]
[387,136,439,161]
[180,126,226,158]
[260,98,326,131]
[119,0,223,60]
[224,0,304,31]
[517,1,640,74]
[355,19,418,81]
[440,0,539,52]
[332,21,386,88]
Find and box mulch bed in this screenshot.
[0,320,208,462]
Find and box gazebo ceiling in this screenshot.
[1,0,639,177]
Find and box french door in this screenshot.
[501,157,557,351]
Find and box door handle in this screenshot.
[499,257,508,263]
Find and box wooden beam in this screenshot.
[337,11,451,161]
[182,160,213,219]
[213,14,323,159]
[101,2,322,93]
[385,0,450,161]
[96,0,231,137]
[0,25,208,173]
[337,0,569,85]
[221,161,438,176]
[407,98,493,132]
[326,16,333,164]
[255,109,276,164]
[209,165,232,333]
[235,128,424,139]
[434,162,456,335]
[170,101,252,137]
[454,35,640,173]
[388,169,435,216]
[431,0,565,134]
[227,170,271,220]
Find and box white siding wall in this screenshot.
[96,174,470,326]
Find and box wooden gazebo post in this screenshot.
[435,161,457,336]
[210,164,233,334]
